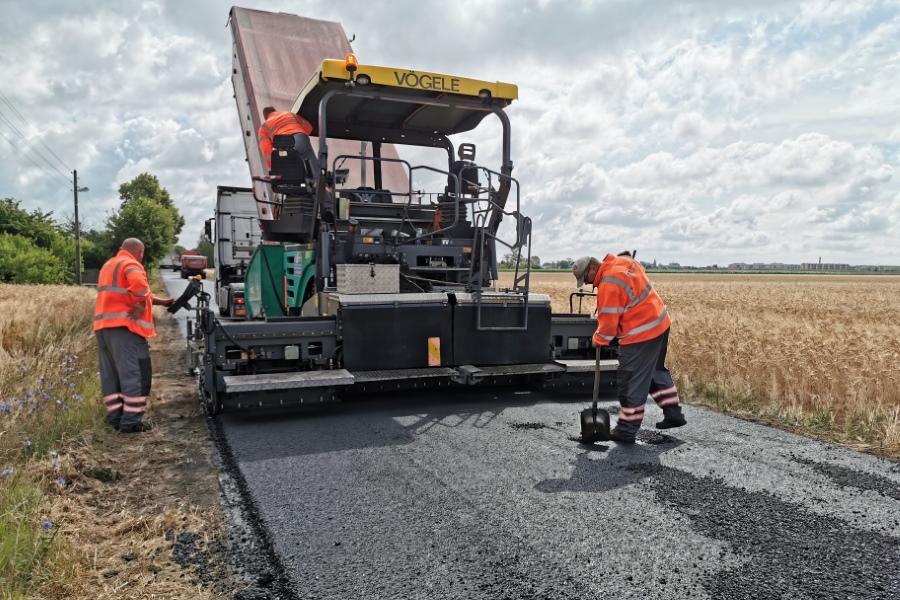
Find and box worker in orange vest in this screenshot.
[258,106,320,175]
[573,252,687,443]
[94,238,174,433]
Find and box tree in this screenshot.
[118,173,185,238]
[105,197,176,270]
[0,234,67,284]
[0,198,59,249]
[195,235,214,263]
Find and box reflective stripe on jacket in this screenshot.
[591,253,670,346]
[93,250,155,338]
[257,111,313,170]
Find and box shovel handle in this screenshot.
[592,347,601,411]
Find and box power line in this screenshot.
[0,128,71,188]
[0,107,72,182]
[0,90,71,174]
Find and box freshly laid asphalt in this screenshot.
[164,271,900,600]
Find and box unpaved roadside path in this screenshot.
[49,310,237,599]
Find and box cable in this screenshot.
[0,91,70,173]
[0,108,71,181]
[0,128,70,188]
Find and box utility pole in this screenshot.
[73,170,89,285]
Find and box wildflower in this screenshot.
[19,366,26,372]
[16,431,23,435]
[24,440,31,447]
[70,383,76,388]
[62,378,67,384]
[42,521,53,530]
[2,468,12,476]
[63,406,69,411]
[49,451,58,457]
[0,402,11,414]
[56,400,62,405]
[95,372,100,377]
[66,367,73,373]
[25,392,33,398]
[55,478,66,487]
[51,461,59,468]
[39,376,45,382]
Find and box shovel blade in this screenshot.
[579,407,611,443]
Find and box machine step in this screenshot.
[224,369,354,393]
[555,359,619,373]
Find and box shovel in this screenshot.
[579,347,610,443]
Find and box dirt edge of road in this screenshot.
[44,310,287,599]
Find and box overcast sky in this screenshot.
[1,0,898,266]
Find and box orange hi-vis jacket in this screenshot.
[94,250,156,338]
[591,254,671,346]
[258,111,313,170]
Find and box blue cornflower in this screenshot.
[19,366,26,372]
[24,440,31,447]
[55,478,66,487]
[51,461,59,468]
[49,451,58,457]
[16,431,23,435]
[62,378,67,384]
[39,376,45,382]
[70,383,76,388]
[0,403,11,414]
[42,521,53,530]
[63,406,69,411]
[66,367,73,373]
[26,392,33,398]
[2,468,12,476]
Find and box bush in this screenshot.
[0,235,68,284]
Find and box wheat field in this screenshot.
[499,271,900,458]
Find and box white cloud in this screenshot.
[0,0,897,267]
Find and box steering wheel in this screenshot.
[168,276,203,314]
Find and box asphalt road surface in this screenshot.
[162,271,900,600]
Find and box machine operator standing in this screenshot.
[573,253,687,443]
[94,238,174,433]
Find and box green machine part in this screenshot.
[284,244,316,310]
[245,243,315,318]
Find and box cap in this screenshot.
[572,256,592,284]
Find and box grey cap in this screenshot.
[572,256,592,284]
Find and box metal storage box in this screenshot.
[335,263,399,294]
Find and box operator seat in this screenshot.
[270,134,318,193]
[446,143,480,198]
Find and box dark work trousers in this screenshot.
[614,328,683,435]
[96,327,152,429]
[292,133,321,177]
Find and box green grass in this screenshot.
[0,475,62,597]
[0,283,102,597]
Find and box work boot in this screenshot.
[118,422,153,434]
[655,415,687,430]
[609,427,636,444]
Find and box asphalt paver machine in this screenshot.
[180,8,617,414]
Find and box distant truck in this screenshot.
[180,251,208,279]
[205,186,260,318]
[160,253,181,271]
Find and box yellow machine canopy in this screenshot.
[291,58,518,146]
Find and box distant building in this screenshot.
[801,262,851,271]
